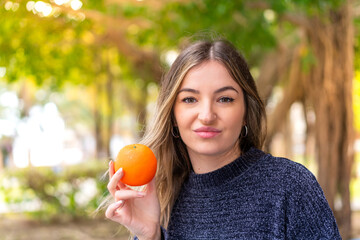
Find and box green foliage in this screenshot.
[146,0,278,59]
[0,2,98,88]
[0,161,109,221]
[266,0,344,16]
[1,0,355,89]
[85,0,106,12]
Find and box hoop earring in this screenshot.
[171,127,180,138]
[241,125,248,137]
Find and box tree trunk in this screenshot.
[302,2,354,238]
[257,43,297,104]
[265,44,305,150]
[268,1,355,237]
[94,83,106,159]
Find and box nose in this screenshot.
[198,101,217,124]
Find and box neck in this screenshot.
[189,145,241,174]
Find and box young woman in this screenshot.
[105,39,341,239]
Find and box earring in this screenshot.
[171,127,180,138]
[241,125,248,137]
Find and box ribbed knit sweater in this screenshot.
[163,148,341,239]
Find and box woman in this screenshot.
[105,39,341,239]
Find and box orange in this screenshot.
[114,144,157,186]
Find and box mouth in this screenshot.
[194,127,221,139]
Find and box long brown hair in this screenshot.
[141,39,266,227]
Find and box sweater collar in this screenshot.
[184,147,265,190]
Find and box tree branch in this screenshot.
[279,12,313,32]
[257,43,296,103]
[99,30,163,82]
[244,1,314,33]
[52,3,162,82]
[265,45,305,147]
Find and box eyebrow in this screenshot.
[214,86,239,94]
[178,88,200,94]
[177,86,239,94]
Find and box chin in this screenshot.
[189,146,228,156]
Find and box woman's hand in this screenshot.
[105,161,161,240]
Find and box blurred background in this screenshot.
[0,0,360,239]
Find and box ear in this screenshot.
[171,113,178,127]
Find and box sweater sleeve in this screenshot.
[285,164,341,239]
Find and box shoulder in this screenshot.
[259,154,317,184]
[250,152,331,205]
[236,150,323,200]
[253,152,318,188]
[258,155,341,238]
[257,152,327,203]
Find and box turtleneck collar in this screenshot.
[184,147,266,190]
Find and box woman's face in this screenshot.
[173,60,246,169]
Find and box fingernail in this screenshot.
[115,200,124,207]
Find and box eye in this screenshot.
[182,97,197,103]
[218,97,234,103]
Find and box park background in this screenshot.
[0,0,360,239]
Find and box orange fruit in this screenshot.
[114,144,157,186]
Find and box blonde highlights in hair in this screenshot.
[141,39,266,227]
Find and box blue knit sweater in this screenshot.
[162,148,341,239]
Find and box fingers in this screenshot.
[105,200,125,219]
[115,189,146,200]
[105,191,146,220]
[107,168,127,197]
[108,161,115,180]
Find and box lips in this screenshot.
[194,127,221,138]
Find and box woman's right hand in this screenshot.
[105,161,161,240]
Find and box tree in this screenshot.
[265,1,355,237]
[0,1,157,158]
